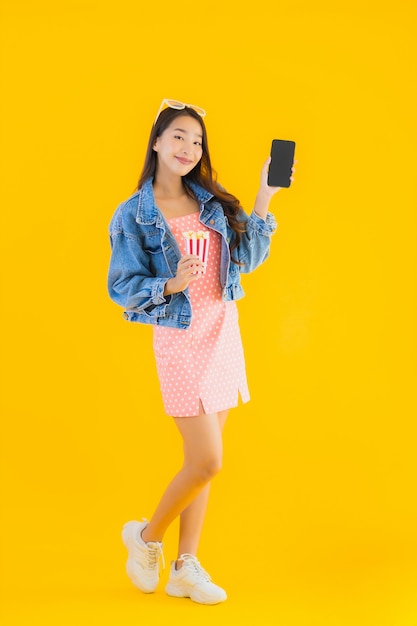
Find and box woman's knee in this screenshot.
[176,413,224,485]
[187,453,222,485]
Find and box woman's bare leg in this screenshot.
[141,411,226,544]
[176,410,228,559]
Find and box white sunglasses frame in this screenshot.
[153,99,206,126]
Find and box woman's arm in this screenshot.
[231,157,295,272]
[253,157,293,220]
[108,229,170,315]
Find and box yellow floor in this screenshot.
[2,574,417,626]
[1,505,417,626]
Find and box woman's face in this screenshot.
[153,114,203,178]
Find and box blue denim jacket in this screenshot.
[108,177,277,328]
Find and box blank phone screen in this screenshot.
[267,139,295,188]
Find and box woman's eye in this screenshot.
[174,135,184,140]
[194,141,202,146]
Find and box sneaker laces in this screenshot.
[178,554,211,582]
[147,541,165,571]
[138,520,165,570]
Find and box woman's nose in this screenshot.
[183,141,194,154]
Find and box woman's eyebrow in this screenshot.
[173,127,203,139]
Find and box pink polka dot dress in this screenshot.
[153,212,250,417]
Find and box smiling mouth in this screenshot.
[175,157,193,165]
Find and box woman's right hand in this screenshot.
[163,254,204,295]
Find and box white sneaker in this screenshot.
[165,553,227,605]
[121,519,164,593]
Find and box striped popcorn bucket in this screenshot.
[183,230,210,274]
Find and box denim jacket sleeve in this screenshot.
[232,208,277,272]
[107,204,170,317]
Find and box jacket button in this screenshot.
[209,219,214,224]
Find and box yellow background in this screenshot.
[1,0,416,624]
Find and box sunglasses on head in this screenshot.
[154,99,206,126]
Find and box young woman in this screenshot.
[108,99,294,604]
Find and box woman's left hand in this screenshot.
[259,157,296,196]
[253,157,296,220]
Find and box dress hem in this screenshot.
[164,391,250,418]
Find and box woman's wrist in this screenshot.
[163,278,176,296]
[253,189,275,220]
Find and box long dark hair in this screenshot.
[137,106,245,260]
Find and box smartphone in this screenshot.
[268,139,296,188]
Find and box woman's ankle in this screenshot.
[141,524,162,544]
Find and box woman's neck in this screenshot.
[153,173,186,200]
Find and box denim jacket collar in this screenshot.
[136,177,214,225]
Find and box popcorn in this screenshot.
[183,230,210,274]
